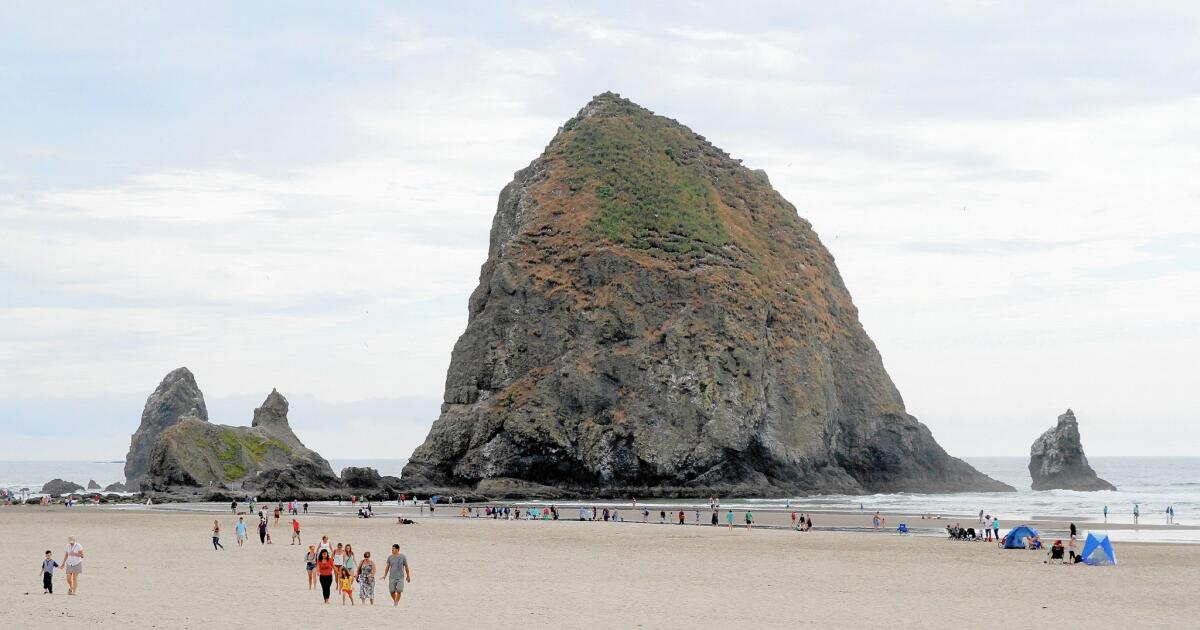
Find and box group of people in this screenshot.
[211,508,303,550]
[305,536,411,606]
[946,513,1001,541]
[1046,524,1082,564]
[453,502,819,532]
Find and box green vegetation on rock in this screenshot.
[560,100,728,249]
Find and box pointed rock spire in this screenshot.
[124,367,207,489]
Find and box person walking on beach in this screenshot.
[318,535,331,555]
[382,544,412,607]
[726,509,734,530]
[61,536,83,595]
[991,517,1000,544]
[212,520,224,550]
[745,510,754,530]
[40,550,59,594]
[872,511,882,531]
[660,510,666,524]
[343,544,357,574]
[257,517,268,545]
[1134,503,1140,524]
[678,510,685,525]
[339,566,356,605]
[291,518,301,545]
[303,502,309,514]
[358,550,377,605]
[316,549,335,603]
[711,509,718,526]
[305,545,317,590]
[230,500,237,514]
[1103,505,1108,522]
[235,517,247,546]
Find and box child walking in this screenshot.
[339,567,356,605]
[41,550,59,594]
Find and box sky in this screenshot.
[1,2,1198,461]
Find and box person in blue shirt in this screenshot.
[234,517,247,547]
[1103,505,1108,521]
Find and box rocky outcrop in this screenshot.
[103,481,128,492]
[402,93,1013,498]
[125,368,338,497]
[1029,409,1115,491]
[86,479,100,490]
[125,367,207,489]
[339,467,404,501]
[144,388,338,493]
[41,479,84,495]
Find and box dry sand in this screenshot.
[2,505,1197,629]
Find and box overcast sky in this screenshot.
[2,2,1198,461]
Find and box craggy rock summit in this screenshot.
[125,368,338,495]
[403,93,1012,498]
[1029,409,1115,491]
[124,367,208,489]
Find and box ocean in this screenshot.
[2,456,1195,537]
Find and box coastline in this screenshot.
[4,505,1198,629]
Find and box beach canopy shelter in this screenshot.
[1002,525,1040,549]
[1081,532,1117,565]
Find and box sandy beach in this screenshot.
[3,505,1198,629]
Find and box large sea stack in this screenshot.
[1029,409,1115,491]
[124,367,339,496]
[402,93,1011,498]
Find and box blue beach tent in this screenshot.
[1002,525,1040,549]
[1081,532,1117,565]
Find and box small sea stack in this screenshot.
[1029,409,1115,491]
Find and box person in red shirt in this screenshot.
[315,550,336,603]
[291,518,301,545]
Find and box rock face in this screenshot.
[339,467,404,500]
[86,479,101,490]
[41,479,84,495]
[1029,409,1115,491]
[146,388,338,492]
[125,367,208,489]
[103,481,128,493]
[125,368,339,496]
[402,93,1012,498]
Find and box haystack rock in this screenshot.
[124,367,207,489]
[402,93,1013,498]
[86,479,101,490]
[125,368,339,495]
[1029,409,1115,491]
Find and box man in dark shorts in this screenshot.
[382,543,412,606]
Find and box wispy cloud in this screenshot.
[1,3,1199,457]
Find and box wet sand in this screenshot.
[3,505,1198,629]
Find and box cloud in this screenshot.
[2,3,1200,459]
